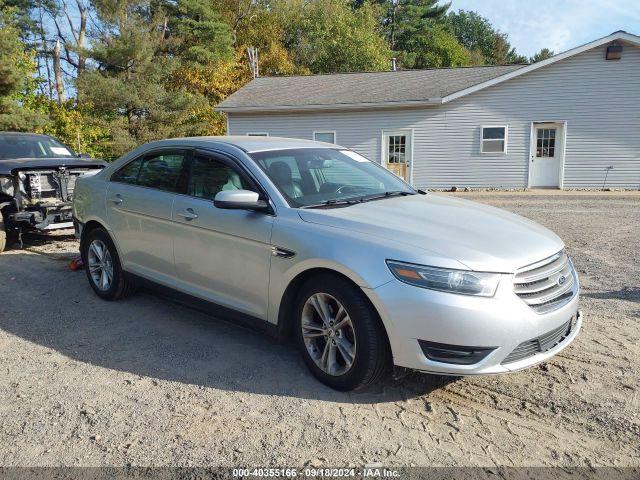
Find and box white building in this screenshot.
[217,31,640,190]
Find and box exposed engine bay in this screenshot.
[0,166,103,236]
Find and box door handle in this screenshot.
[177,208,198,221]
[111,194,123,205]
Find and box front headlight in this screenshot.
[386,260,501,297]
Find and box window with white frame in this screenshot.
[313,131,336,144]
[480,126,507,153]
[246,132,269,136]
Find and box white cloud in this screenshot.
[448,0,640,57]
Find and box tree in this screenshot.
[278,0,391,74]
[492,32,527,64]
[445,10,494,63]
[77,2,211,157]
[163,0,234,64]
[374,0,476,69]
[381,0,450,52]
[46,0,90,100]
[398,22,470,68]
[446,9,529,65]
[0,6,45,130]
[530,48,554,63]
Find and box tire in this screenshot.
[81,227,135,300]
[0,218,6,253]
[294,273,390,391]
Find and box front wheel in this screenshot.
[81,227,135,300]
[294,274,390,391]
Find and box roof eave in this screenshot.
[215,98,442,114]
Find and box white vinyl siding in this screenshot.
[228,42,640,189]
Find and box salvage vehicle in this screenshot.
[73,136,582,391]
[0,132,105,252]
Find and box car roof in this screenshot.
[149,135,337,153]
[0,132,55,139]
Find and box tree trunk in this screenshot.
[74,0,87,102]
[38,1,53,99]
[53,40,65,103]
[77,2,87,73]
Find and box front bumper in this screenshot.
[367,275,581,375]
[9,204,74,231]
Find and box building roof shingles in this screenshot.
[217,64,525,111]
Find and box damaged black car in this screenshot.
[0,132,105,252]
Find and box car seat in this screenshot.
[268,161,303,198]
[190,163,230,200]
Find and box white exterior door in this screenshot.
[382,130,412,182]
[530,123,564,187]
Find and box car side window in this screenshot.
[137,153,188,193]
[111,158,143,185]
[188,154,253,200]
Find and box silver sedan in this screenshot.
[73,136,581,390]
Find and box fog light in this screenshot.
[418,340,495,365]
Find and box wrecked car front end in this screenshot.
[0,162,105,237]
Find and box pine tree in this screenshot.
[77,1,233,156]
[383,0,450,51]
[530,48,554,63]
[163,0,234,64]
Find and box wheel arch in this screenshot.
[79,219,107,253]
[79,219,124,264]
[275,267,393,357]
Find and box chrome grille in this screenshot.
[502,318,573,364]
[513,250,577,314]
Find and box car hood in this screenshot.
[0,157,106,175]
[297,193,564,273]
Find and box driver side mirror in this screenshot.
[214,189,269,212]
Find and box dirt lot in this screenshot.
[0,192,638,468]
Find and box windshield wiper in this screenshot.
[300,191,414,209]
[358,190,415,203]
[300,198,362,209]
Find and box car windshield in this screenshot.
[250,148,415,207]
[0,134,76,160]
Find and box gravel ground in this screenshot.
[0,193,638,467]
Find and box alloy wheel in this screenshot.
[87,239,114,291]
[301,293,357,376]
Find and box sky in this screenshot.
[448,0,640,57]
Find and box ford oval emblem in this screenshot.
[557,275,566,286]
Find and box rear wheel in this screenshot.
[81,227,135,300]
[294,274,390,391]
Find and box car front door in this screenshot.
[106,149,189,283]
[172,150,274,320]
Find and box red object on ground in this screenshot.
[69,255,84,271]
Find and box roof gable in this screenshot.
[441,31,640,103]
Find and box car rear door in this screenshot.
[106,149,189,284]
[172,149,274,320]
